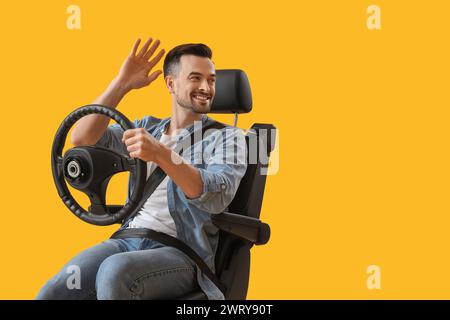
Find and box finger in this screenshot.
[122,128,146,142]
[143,39,160,61]
[122,129,138,142]
[123,134,144,146]
[129,151,141,158]
[130,38,141,56]
[145,70,163,84]
[136,37,153,58]
[129,150,141,158]
[126,142,142,153]
[147,49,165,68]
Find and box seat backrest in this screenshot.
[208,69,275,299]
[215,124,276,299]
[229,123,276,218]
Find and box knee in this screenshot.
[35,273,70,300]
[96,255,134,300]
[36,279,60,300]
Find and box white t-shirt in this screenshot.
[127,132,178,237]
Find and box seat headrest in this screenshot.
[209,69,253,114]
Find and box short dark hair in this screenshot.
[163,43,213,78]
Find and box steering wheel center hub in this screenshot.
[67,160,81,178]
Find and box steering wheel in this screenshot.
[51,104,147,226]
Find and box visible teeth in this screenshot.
[194,95,208,100]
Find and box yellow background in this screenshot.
[0,0,449,299]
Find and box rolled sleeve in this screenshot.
[187,128,247,214]
[95,123,127,154]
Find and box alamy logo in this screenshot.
[367,5,381,30]
[170,121,279,176]
[66,5,81,30]
[366,265,381,290]
[66,265,81,290]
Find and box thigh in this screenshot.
[96,246,200,300]
[36,239,125,300]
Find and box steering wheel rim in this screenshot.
[51,104,147,226]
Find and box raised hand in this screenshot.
[116,38,165,91]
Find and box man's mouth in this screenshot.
[192,93,211,102]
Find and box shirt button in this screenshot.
[220,184,226,190]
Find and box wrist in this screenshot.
[110,77,131,96]
[154,142,171,165]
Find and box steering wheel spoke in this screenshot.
[121,156,138,172]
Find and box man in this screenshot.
[36,37,247,300]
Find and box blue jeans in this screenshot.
[36,237,200,300]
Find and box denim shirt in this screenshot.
[96,114,247,300]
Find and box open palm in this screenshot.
[117,38,165,90]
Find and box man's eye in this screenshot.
[191,77,200,80]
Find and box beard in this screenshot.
[175,93,211,114]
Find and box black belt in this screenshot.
[110,227,227,295]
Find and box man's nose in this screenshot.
[198,79,209,92]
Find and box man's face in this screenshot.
[169,55,216,114]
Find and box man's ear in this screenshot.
[165,75,175,94]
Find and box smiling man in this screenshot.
[36,38,247,300]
